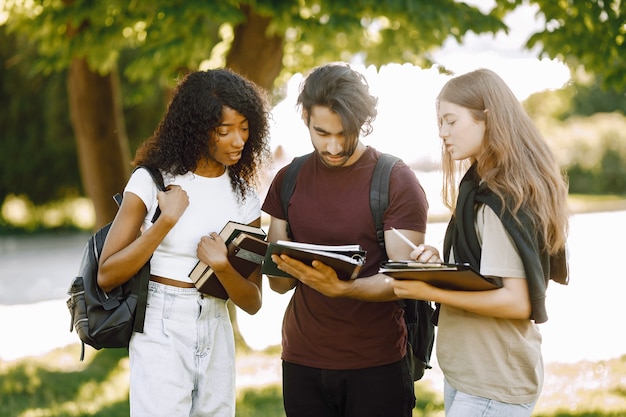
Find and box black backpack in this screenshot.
[279,153,435,381]
[67,166,165,360]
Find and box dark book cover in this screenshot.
[261,241,366,281]
[189,221,266,299]
[380,261,503,291]
[189,221,266,282]
[192,233,267,299]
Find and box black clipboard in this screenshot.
[380,261,503,291]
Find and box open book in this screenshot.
[189,221,267,298]
[380,261,502,291]
[261,240,366,280]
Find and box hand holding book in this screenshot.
[261,240,367,281]
[380,261,502,291]
[189,221,267,299]
[385,229,499,290]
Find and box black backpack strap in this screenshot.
[280,152,399,248]
[370,154,434,378]
[131,263,152,333]
[370,153,400,250]
[135,166,166,222]
[131,165,166,333]
[118,166,166,211]
[280,153,312,240]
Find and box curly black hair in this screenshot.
[133,69,271,199]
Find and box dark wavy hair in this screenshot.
[133,69,271,199]
[297,63,377,150]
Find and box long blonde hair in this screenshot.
[438,69,569,254]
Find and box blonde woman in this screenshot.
[390,68,569,417]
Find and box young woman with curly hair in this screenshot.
[97,69,271,417]
[390,68,569,417]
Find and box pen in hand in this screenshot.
[389,228,444,266]
[390,227,419,251]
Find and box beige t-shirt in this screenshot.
[437,204,543,404]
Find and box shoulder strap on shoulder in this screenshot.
[279,152,399,248]
[112,166,165,209]
[370,153,400,251]
[130,165,165,334]
[133,165,166,223]
[280,153,313,240]
[140,166,166,192]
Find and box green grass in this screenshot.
[0,346,131,416]
[1,345,625,417]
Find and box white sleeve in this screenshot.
[123,168,160,223]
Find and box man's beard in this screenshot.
[314,140,358,168]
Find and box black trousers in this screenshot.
[282,359,415,417]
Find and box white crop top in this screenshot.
[124,168,260,283]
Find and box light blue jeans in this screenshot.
[129,281,236,417]
[444,379,537,417]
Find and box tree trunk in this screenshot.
[226,5,284,92]
[224,7,285,352]
[67,58,131,229]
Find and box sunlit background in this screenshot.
[0,3,587,361]
[2,1,626,415]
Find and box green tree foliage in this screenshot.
[525,74,626,121]
[2,1,625,207]
[1,0,507,225]
[523,0,626,91]
[564,77,626,118]
[0,26,166,205]
[2,0,507,88]
[533,112,626,195]
[0,27,80,204]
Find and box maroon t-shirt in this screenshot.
[262,147,429,369]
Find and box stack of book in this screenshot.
[189,221,267,299]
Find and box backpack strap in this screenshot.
[280,153,313,240]
[370,153,400,251]
[138,166,166,222]
[130,165,166,333]
[370,154,434,378]
[112,166,165,212]
[279,152,399,246]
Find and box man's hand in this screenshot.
[271,254,348,298]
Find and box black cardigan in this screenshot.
[443,164,565,324]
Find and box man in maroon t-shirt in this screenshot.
[263,63,429,417]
